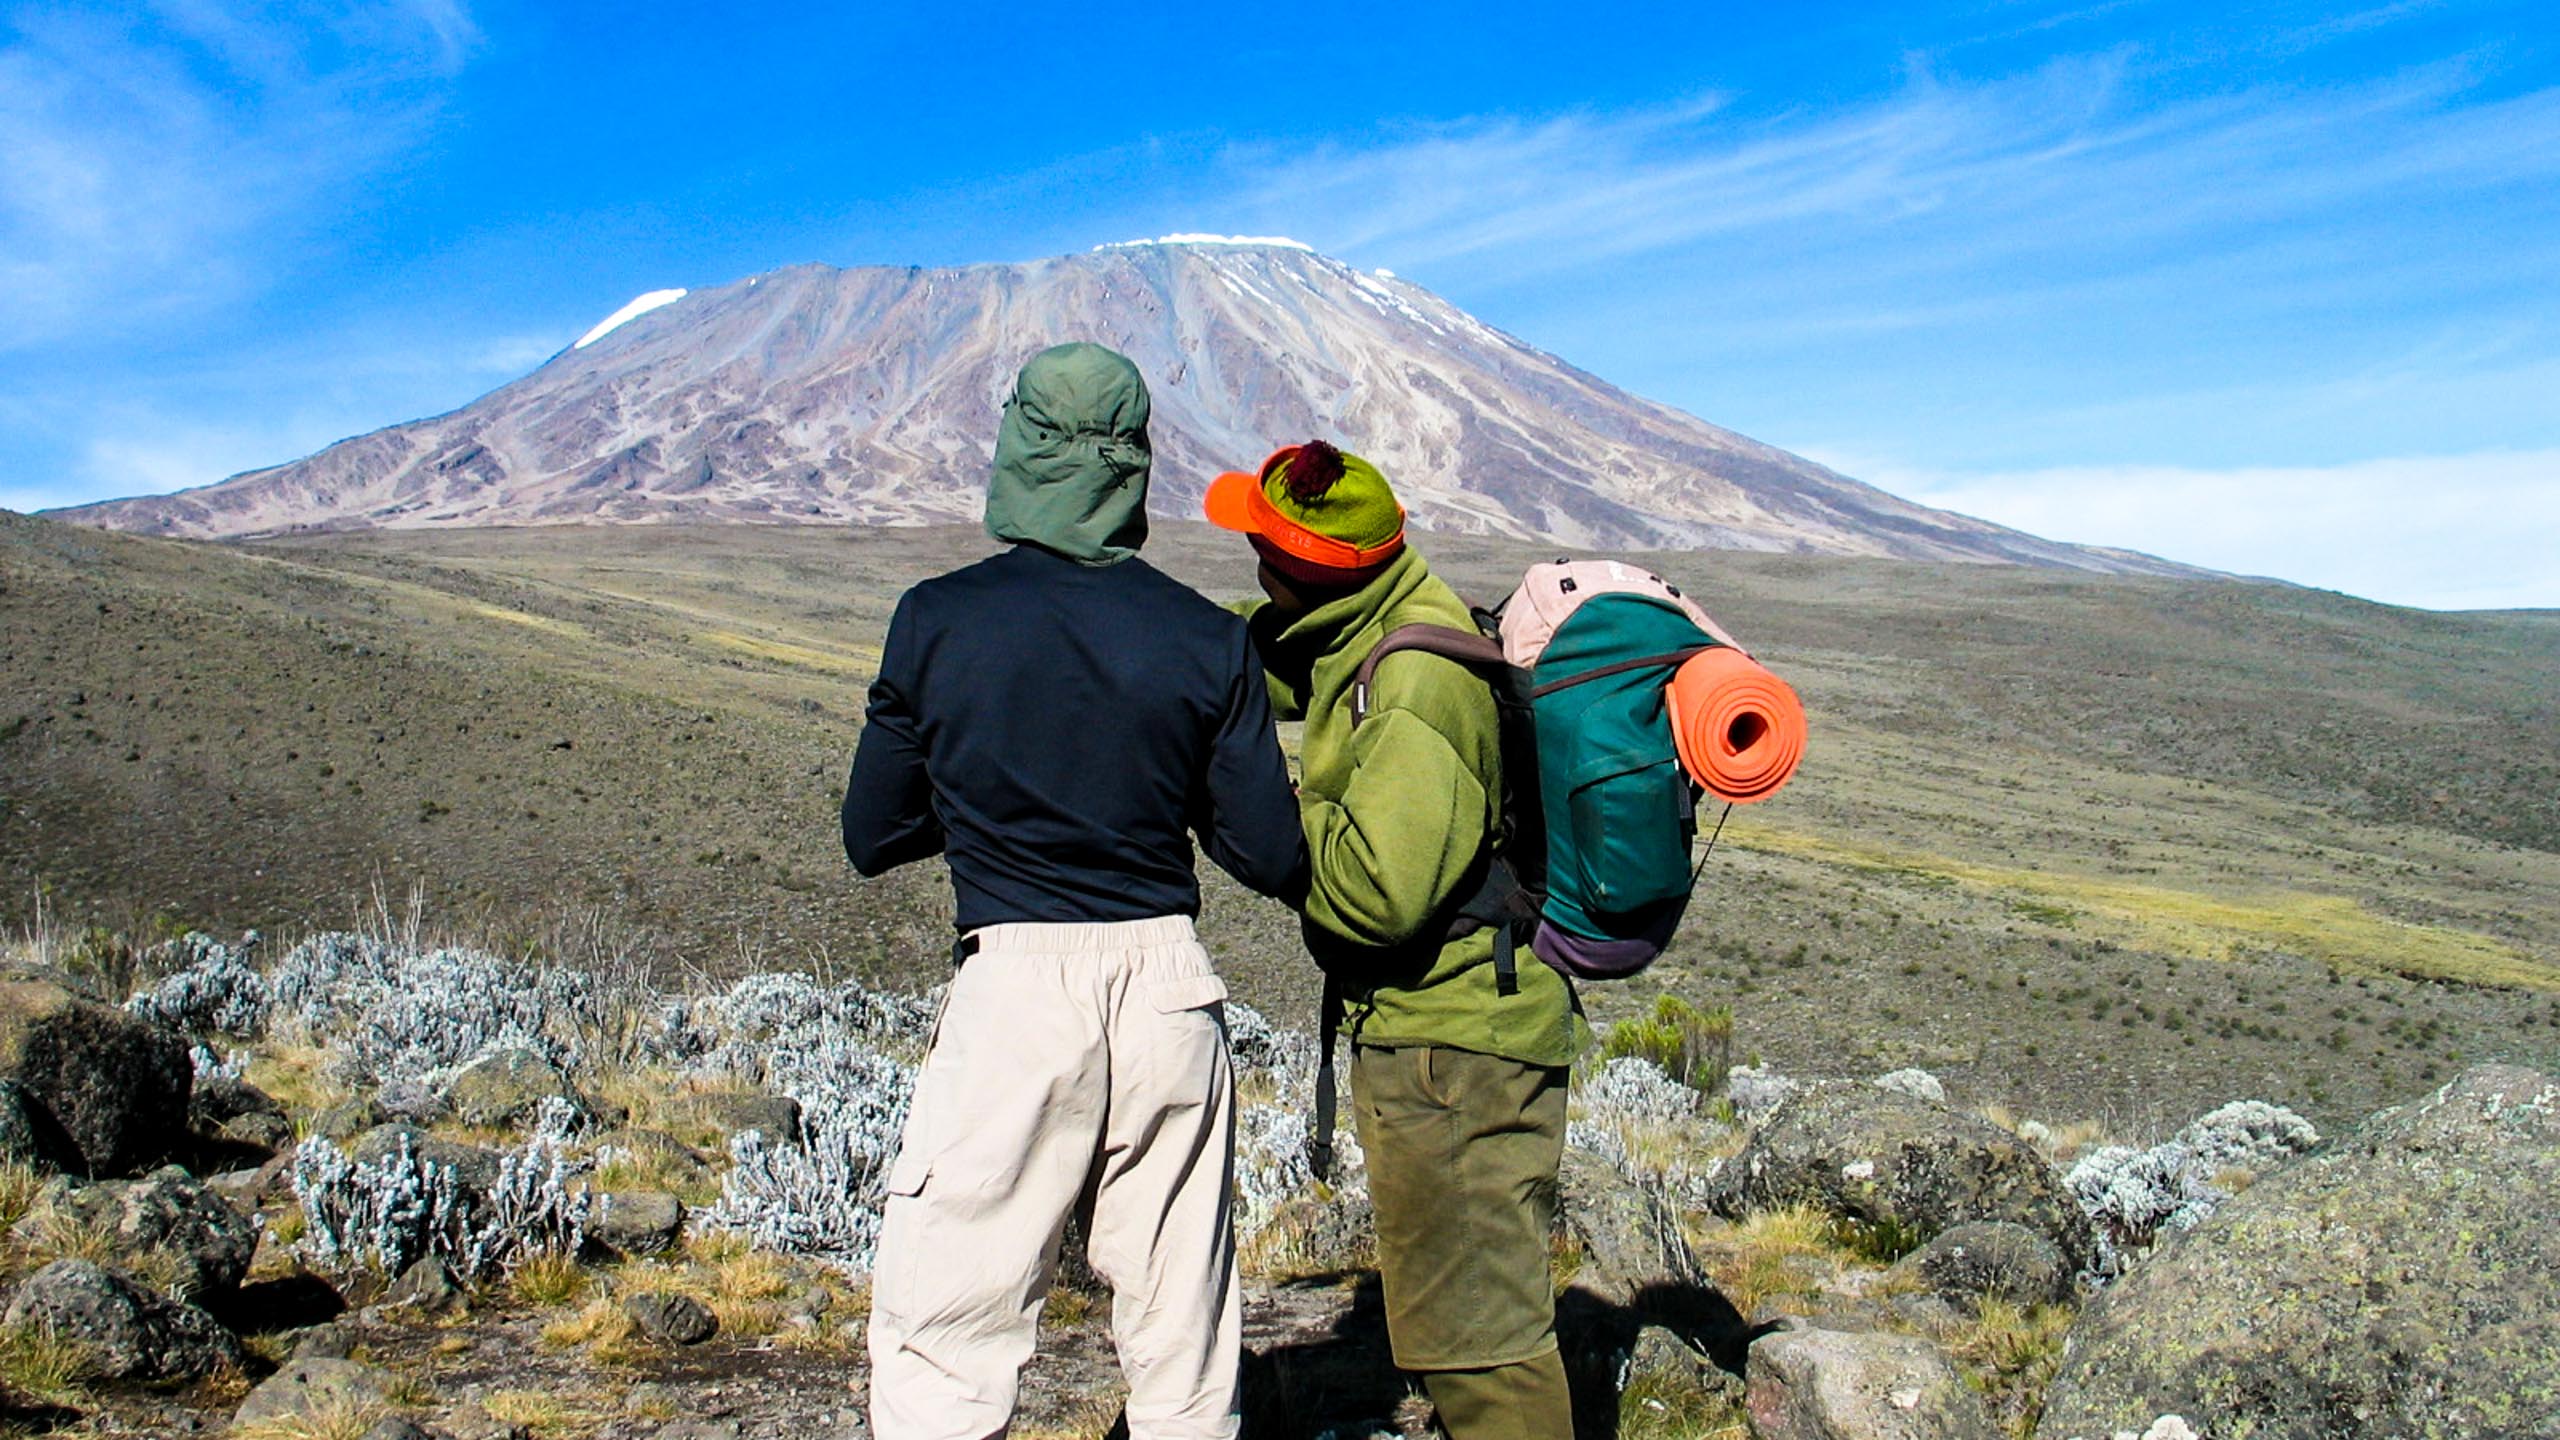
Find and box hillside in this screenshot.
[5,510,2556,1131]
[51,241,2191,574]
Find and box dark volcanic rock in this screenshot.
[384,1255,462,1314]
[1887,1221,2074,1312]
[234,1356,400,1427]
[626,1290,718,1346]
[29,1164,259,1296]
[588,1189,685,1256]
[2036,1065,2560,1440]
[0,1077,80,1171]
[2,1258,248,1382]
[692,1090,802,1146]
[1711,1081,2098,1274]
[352,1123,502,1199]
[0,974,191,1175]
[444,1045,588,1130]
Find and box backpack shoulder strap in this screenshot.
[1351,623,1507,727]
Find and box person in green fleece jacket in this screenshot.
[1204,441,1590,1440]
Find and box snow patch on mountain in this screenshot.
[1096,234,1315,252]
[575,289,689,349]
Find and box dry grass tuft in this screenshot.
[0,1159,45,1233]
[228,1394,394,1440]
[0,1319,90,1404]
[1945,1297,2077,1438]
[482,1386,613,1439]
[507,1251,593,1309]
[1690,1205,1869,1316]
[540,1296,645,1366]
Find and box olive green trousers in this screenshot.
[1351,1043,1573,1439]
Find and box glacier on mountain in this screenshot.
[575,288,689,349]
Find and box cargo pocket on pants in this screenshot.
[1146,974,1229,1013]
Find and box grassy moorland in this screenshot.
[4,510,2556,1131]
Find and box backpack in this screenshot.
[1307,559,1797,1179]
[1351,558,1757,981]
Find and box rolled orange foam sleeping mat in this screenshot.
[1669,647,1807,803]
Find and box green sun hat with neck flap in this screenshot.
[984,342,1153,566]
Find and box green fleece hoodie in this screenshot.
[1245,549,1588,1067]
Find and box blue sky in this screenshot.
[2,1,2553,608]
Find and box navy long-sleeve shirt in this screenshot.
[841,544,1309,929]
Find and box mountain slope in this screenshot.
[58,241,2186,572]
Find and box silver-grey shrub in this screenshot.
[291,1129,592,1282]
[270,932,593,1089]
[2064,1100,2315,1275]
[127,932,272,1038]
[1569,1056,1722,1210]
[699,1046,915,1270]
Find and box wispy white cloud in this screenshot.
[0,1,475,349]
[1822,448,2560,611]
[1224,53,2560,294]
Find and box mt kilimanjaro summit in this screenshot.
[60,238,2180,572]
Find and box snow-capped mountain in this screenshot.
[55,240,2184,572]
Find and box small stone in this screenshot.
[656,1423,742,1440]
[234,1357,399,1427]
[291,1322,359,1359]
[385,1255,462,1314]
[691,1090,802,1146]
[311,1097,386,1141]
[626,1290,718,1346]
[359,1421,434,1440]
[587,1189,685,1256]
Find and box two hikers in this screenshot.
[1204,442,1589,1440]
[845,345,1585,1439]
[841,343,1308,1440]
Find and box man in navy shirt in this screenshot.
[844,343,1306,1440]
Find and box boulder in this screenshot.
[311,1097,386,1141]
[625,1290,718,1346]
[1622,1324,1740,1409]
[1887,1221,2074,1312]
[23,1164,259,1296]
[1557,1149,1705,1306]
[352,1124,503,1199]
[190,1074,285,1129]
[1711,1081,2097,1273]
[588,1189,685,1257]
[0,1077,78,1170]
[1747,1326,1997,1440]
[2037,1065,2560,1440]
[0,974,192,1175]
[233,1356,401,1427]
[1,1258,248,1382]
[444,1046,589,1131]
[691,1090,802,1146]
[219,1110,296,1154]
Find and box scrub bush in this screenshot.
[126,932,271,1038]
[291,1128,593,1282]
[1598,995,1733,1093]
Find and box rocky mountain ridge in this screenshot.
[57,241,2189,574]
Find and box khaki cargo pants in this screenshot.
[868,917,1240,1440]
[1353,1043,1574,1440]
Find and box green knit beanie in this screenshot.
[1264,442,1402,550]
